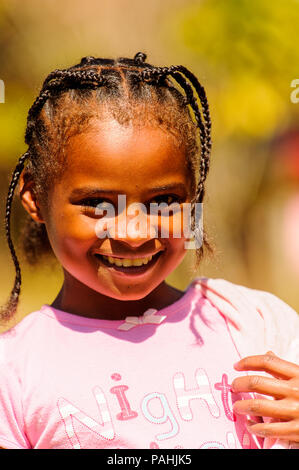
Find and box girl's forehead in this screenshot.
[63,118,189,179]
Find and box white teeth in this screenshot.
[102,254,154,267]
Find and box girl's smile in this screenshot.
[23,116,193,320]
[93,248,165,276]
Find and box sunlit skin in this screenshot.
[19,117,299,444]
[232,351,299,442]
[20,117,193,321]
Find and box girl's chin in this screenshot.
[90,280,160,302]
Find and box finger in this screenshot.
[231,375,296,399]
[233,398,296,420]
[246,419,299,443]
[234,353,299,379]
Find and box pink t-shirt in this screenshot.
[0,278,264,449]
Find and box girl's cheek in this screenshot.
[49,214,99,256]
[72,215,100,241]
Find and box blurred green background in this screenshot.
[0,0,299,331]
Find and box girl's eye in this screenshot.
[79,198,114,217]
[80,198,111,208]
[150,195,182,206]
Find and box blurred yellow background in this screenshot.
[0,0,299,330]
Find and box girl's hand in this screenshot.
[231,351,299,442]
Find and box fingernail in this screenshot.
[245,419,256,432]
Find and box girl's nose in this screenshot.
[95,202,158,246]
[113,207,157,246]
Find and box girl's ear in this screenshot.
[19,168,45,224]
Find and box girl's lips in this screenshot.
[93,250,164,276]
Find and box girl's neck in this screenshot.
[50,272,184,321]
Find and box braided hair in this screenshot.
[0,52,214,324]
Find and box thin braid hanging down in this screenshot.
[2,151,30,320]
[0,51,212,324]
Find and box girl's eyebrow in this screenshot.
[148,183,187,193]
[69,183,187,198]
[70,187,123,198]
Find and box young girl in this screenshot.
[0,52,299,450]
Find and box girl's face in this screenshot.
[40,117,193,300]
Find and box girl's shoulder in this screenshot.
[192,275,299,322]
[192,276,299,362]
[0,306,49,358]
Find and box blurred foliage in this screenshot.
[0,0,298,331]
[170,0,299,139]
[0,84,30,165]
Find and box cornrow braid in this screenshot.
[25,70,107,145]
[0,51,214,324]
[133,52,147,65]
[167,70,209,200]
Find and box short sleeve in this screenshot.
[0,337,31,449]
[254,289,299,364]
